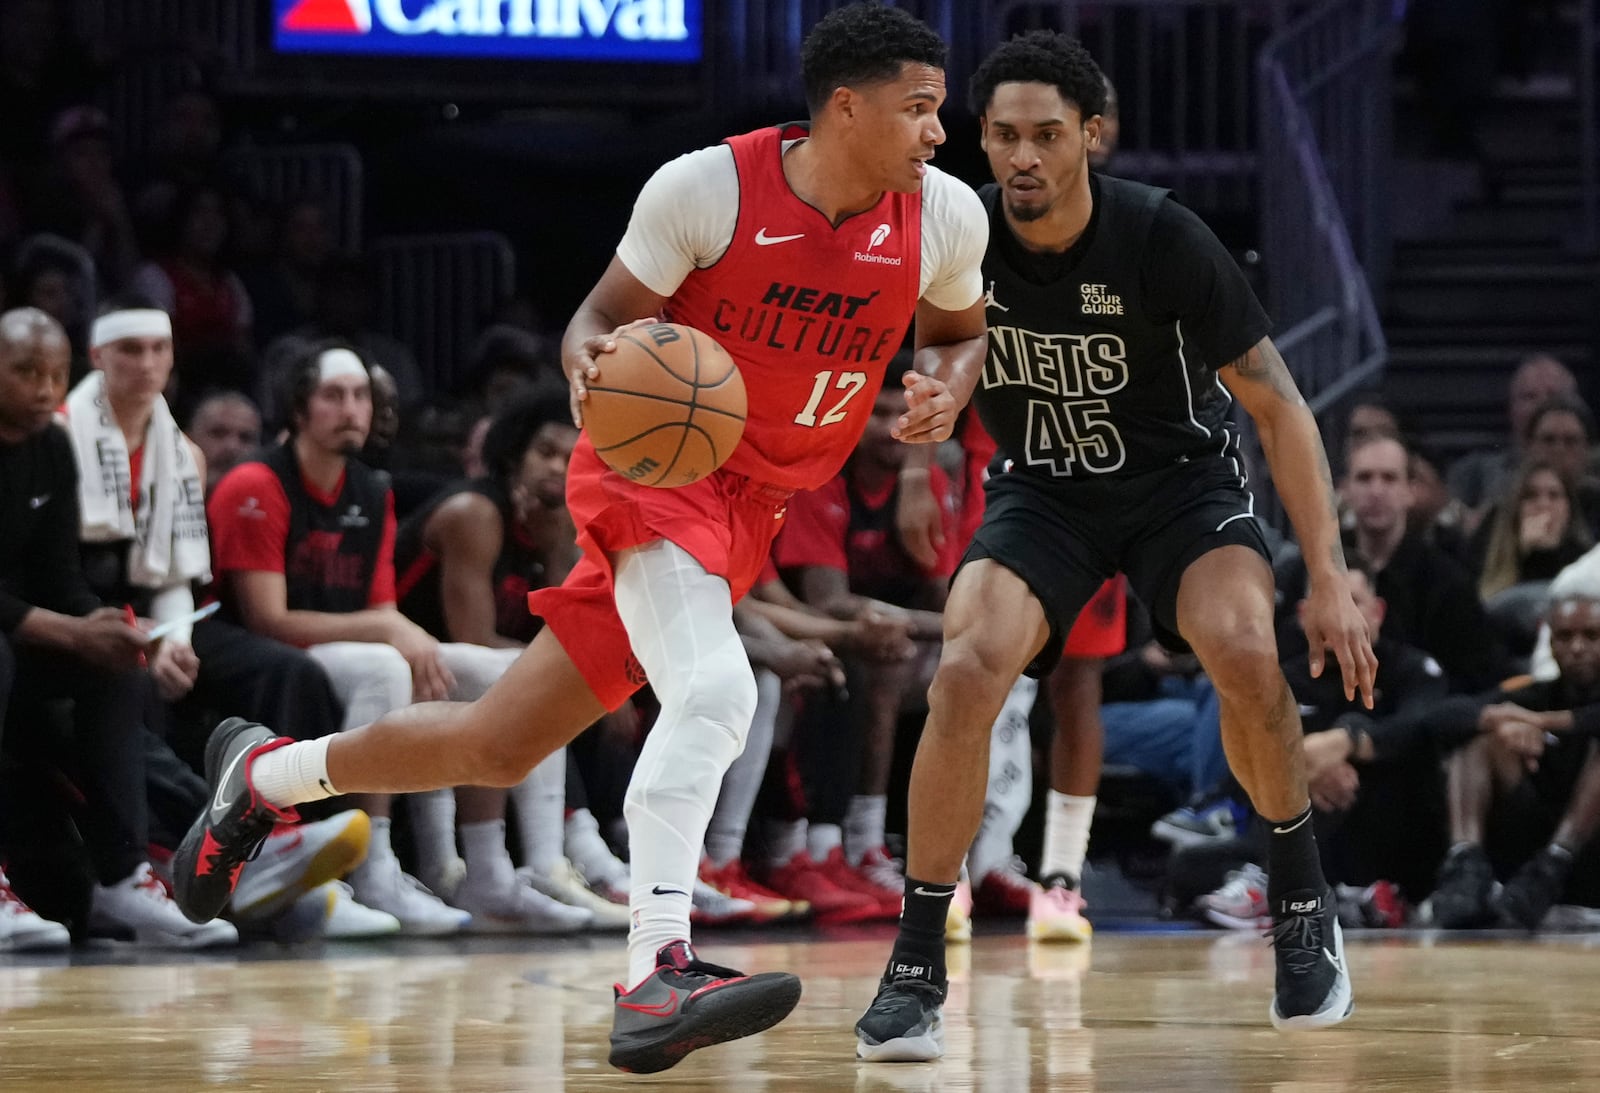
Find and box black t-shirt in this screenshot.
[975,172,1271,481]
[395,480,552,644]
[0,425,101,633]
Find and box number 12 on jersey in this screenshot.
[1025,398,1127,475]
[794,370,868,427]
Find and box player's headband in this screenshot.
[316,347,369,385]
[91,309,172,349]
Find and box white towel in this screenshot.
[65,371,212,588]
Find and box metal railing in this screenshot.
[1256,1,1396,461]
[372,232,517,396]
[224,143,366,253]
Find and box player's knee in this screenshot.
[928,642,1014,735]
[663,643,758,747]
[1192,620,1278,694]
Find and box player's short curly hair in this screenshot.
[480,389,573,489]
[969,30,1106,119]
[801,3,947,113]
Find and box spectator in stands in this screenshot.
[1447,353,1578,523]
[1532,545,1600,681]
[459,324,561,407]
[1281,433,1507,690]
[1522,395,1600,537]
[394,391,606,932]
[186,390,262,494]
[243,197,334,346]
[10,233,94,386]
[24,106,139,291]
[131,182,255,405]
[135,87,226,203]
[1290,559,1449,901]
[207,341,543,934]
[1427,582,1600,931]
[0,307,234,948]
[1473,459,1592,600]
[1407,439,1471,563]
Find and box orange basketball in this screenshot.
[583,322,747,488]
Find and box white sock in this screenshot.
[461,819,515,884]
[807,822,842,862]
[968,676,1038,880]
[1041,792,1096,882]
[843,795,887,865]
[250,737,338,809]
[705,668,781,869]
[766,819,807,867]
[509,750,566,876]
[408,789,459,892]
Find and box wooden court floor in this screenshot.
[3,928,1600,1091]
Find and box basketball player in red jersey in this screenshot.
[171,3,988,1074]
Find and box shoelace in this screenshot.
[1266,912,1325,976]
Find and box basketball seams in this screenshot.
[588,323,746,487]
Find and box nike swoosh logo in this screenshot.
[754,228,804,246]
[617,991,680,1017]
[29,494,50,509]
[1323,948,1345,972]
[912,886,952,897]
[651,885,688,897]
[211,746,251,819]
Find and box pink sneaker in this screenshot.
[1028,876,1092,942]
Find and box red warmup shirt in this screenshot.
[662,125,924,492]
[774,464,957,606]
[208,461,398,629]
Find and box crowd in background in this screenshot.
[3,0,1600,953]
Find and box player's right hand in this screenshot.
[73,606,151,670]
[565,317,657,428]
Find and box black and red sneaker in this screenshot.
[171,718,299,924]
[608,940,802,1073]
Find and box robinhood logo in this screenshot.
[280,0,690,40]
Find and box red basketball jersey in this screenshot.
[663,126,923,492]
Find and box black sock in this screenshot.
[1265,805,1326,909]
[890,876,954,983]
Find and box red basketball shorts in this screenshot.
[527,436,791,710]
[1061,575,1127,658]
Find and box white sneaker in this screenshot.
[90,863,239,949]
[454,865,592,934]
[320,882,403,939]
[0,868,70,952]
[564,808,630,899]
[230,811,372,920]
[517,859,629,930]
[1198,863,1271,930]
[346,853,470,937]
[421,856,468,904]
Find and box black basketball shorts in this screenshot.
[960,458,1272,676]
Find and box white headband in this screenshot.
[316,348,368,384]
[91,309,172,349]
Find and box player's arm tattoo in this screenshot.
[1224,341,1302,406]
[1226,339,1347,573]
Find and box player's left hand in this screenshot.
[892,372,957,444]
[1303,578,1378,709]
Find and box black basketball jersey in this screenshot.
[262,444,389,615]
[395,480,550,644]
[974,174,1267,483]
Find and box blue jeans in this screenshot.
[1100,677,1224,799]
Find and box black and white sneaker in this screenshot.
[855,960,948,1062]
[1268,887,1354,1030]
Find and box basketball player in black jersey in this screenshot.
[857,32,1377,1060]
